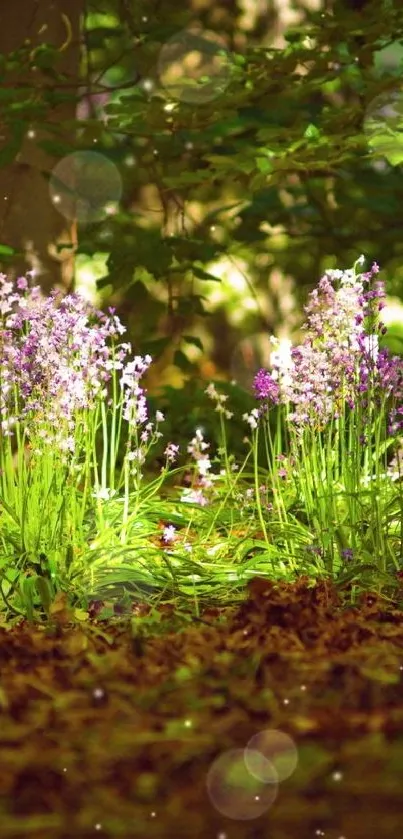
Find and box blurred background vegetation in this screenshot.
[1,0,403,466]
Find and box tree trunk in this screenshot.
[0,0,82,292]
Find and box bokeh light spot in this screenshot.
[157,27,233,104]
[206,748,278,820]
[245,729,298,783]
[364,88,403,166]
[49,151,122,225]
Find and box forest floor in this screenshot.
[0,575,402,839]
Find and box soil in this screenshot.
[0,575,402,839]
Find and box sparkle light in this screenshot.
[104,203,118,216]
[93,687,104,699]
[141,78,154,92]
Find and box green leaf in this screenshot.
[192,266,221,282]
[173,349,194,372]
[19,576,38,622]
[0,244,16,255]
[108,231,172,279]
[385,150,403,166]
[35,576,53,616]
[176,295,207,316]
[284,29,303,44]
[255,157,273,174]
[174,665,193,681]
[304,123,320,140]
[183,335,204,351]
[37,139,76,158]
[95,274,112,290]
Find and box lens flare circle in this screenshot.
[364,88,403,166]
[245,729,299,783]
[49,151,122,224]
[206,748,278,820]
[157,27,232,104]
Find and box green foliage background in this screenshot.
[2,0,403,461]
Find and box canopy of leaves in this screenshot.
[1,0,403,432]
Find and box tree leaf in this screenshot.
[173,349,194,372]
[192,266,221,282]
[183,335,204,351]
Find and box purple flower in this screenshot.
[253,261,403,433]
[162,525,177,544]
[0,273,158,466]
[253,369,280,403]
[16,277,28,291]
[164,442,180,463]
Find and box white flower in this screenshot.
[92,487,116,501]
[205,383,218,400]
[58,435,75,453]
[197,456,211,476]
[164,442,180,463]
[162,525,177,543]
[362,334,379,361]
[180,488,208,506]
[127,449,145,463]
[270,338,293,371]
[326,269,344,280]
[243,408,260,430]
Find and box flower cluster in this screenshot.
[205,382,233,419]
[253,369,280,403]
[0,274,172,474]
[253,260,403,433]
[181,428,219,506]
[164,442,180,464]
[1,277,121,459]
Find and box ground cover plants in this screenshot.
[1,259,403,839]
[0,256,402,624]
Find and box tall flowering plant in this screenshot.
[0,274,180,617]
[251,258,403,575]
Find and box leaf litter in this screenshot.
[0,575,402,838]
